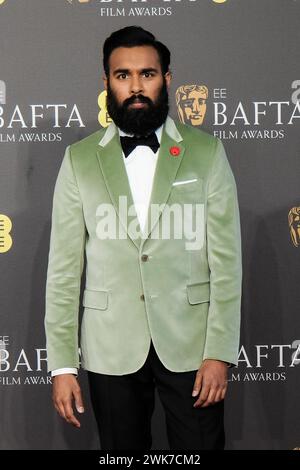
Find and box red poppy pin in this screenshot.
[170,146,180,157]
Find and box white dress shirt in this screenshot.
[119,124,163,233]
[51,123,163,377]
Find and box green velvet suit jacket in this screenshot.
[45,115,242,374]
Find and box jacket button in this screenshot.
[141,254,149,262]
[140,294,145,301]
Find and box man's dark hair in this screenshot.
[103,26,171,77]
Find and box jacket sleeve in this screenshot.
[203,138,242,366]
[44,145,86,372]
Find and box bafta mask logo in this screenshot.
[176,85,208,126]
[98,90,112,128]
[0,214,13,253]
[288,207,300,247]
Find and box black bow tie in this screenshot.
[120,132,160,158]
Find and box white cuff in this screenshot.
[51,367,78,377]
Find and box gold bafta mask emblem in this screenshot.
[98,90,112,128]
[288,207,300,247]
[176,85,208,126]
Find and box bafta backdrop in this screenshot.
[0,0,299,450]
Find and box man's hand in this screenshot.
[192,359,228,408]
[52,374,85,428]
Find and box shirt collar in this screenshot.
[118,123,163,145]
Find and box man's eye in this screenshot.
[143,72,154,78]
[117,74,127,79]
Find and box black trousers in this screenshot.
[87,340,225,450]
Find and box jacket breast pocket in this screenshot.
[82,288,109,310]
[172,177,203,193]
[186,281,210,305]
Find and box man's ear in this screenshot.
[164,70,172,89]
[103,75,108,91]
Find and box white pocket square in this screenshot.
[172,178,198,186]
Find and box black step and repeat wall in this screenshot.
[0,0,299,450]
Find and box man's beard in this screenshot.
[106,78,169,137]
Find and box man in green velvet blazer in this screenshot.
[45,26,242,450]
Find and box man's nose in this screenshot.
[130,75,143,94]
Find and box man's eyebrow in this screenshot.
[140,68,159,74]
[112,67,159,76]
[112,68,128,76]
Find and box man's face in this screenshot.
[103,45,171,136]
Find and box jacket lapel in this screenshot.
[96,115,185,249]
[96,123,141,249]
[141,116,185,244]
